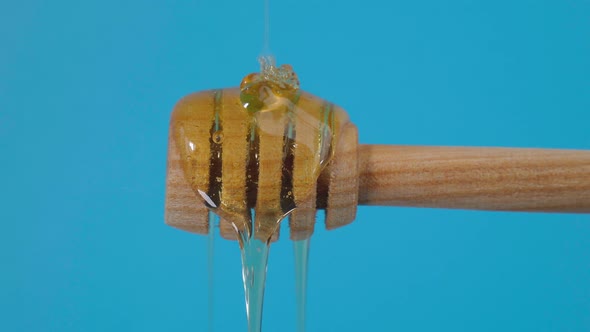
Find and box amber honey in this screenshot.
[169,57,349,242]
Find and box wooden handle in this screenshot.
[358,145,590,213]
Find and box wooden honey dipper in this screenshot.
[165,62,590,241]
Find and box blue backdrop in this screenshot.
[2,0,589,331]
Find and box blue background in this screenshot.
[2,0,589,331]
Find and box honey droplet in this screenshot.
[240,73,260,89]
[240,56,300,114]
[212,130,223,144]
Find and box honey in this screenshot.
[170,57,349,243]
[168,57,350,331]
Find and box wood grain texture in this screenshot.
[164,128,210,234]
[322,123,359,229]
[358,145,590,212]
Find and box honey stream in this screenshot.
[293,238,310,332]
[208,211,218,332]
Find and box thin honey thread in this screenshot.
[207,210,218,332]
[263,0,271,56]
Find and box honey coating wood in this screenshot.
[218,89,249,232]
[164,86,358,240]
[253,109,288,240]
[323,123,359,230]
[288,93,322,240]
[164,93,211,234]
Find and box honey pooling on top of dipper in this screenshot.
[240,56,300,114]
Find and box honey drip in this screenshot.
[171,56,349,331]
